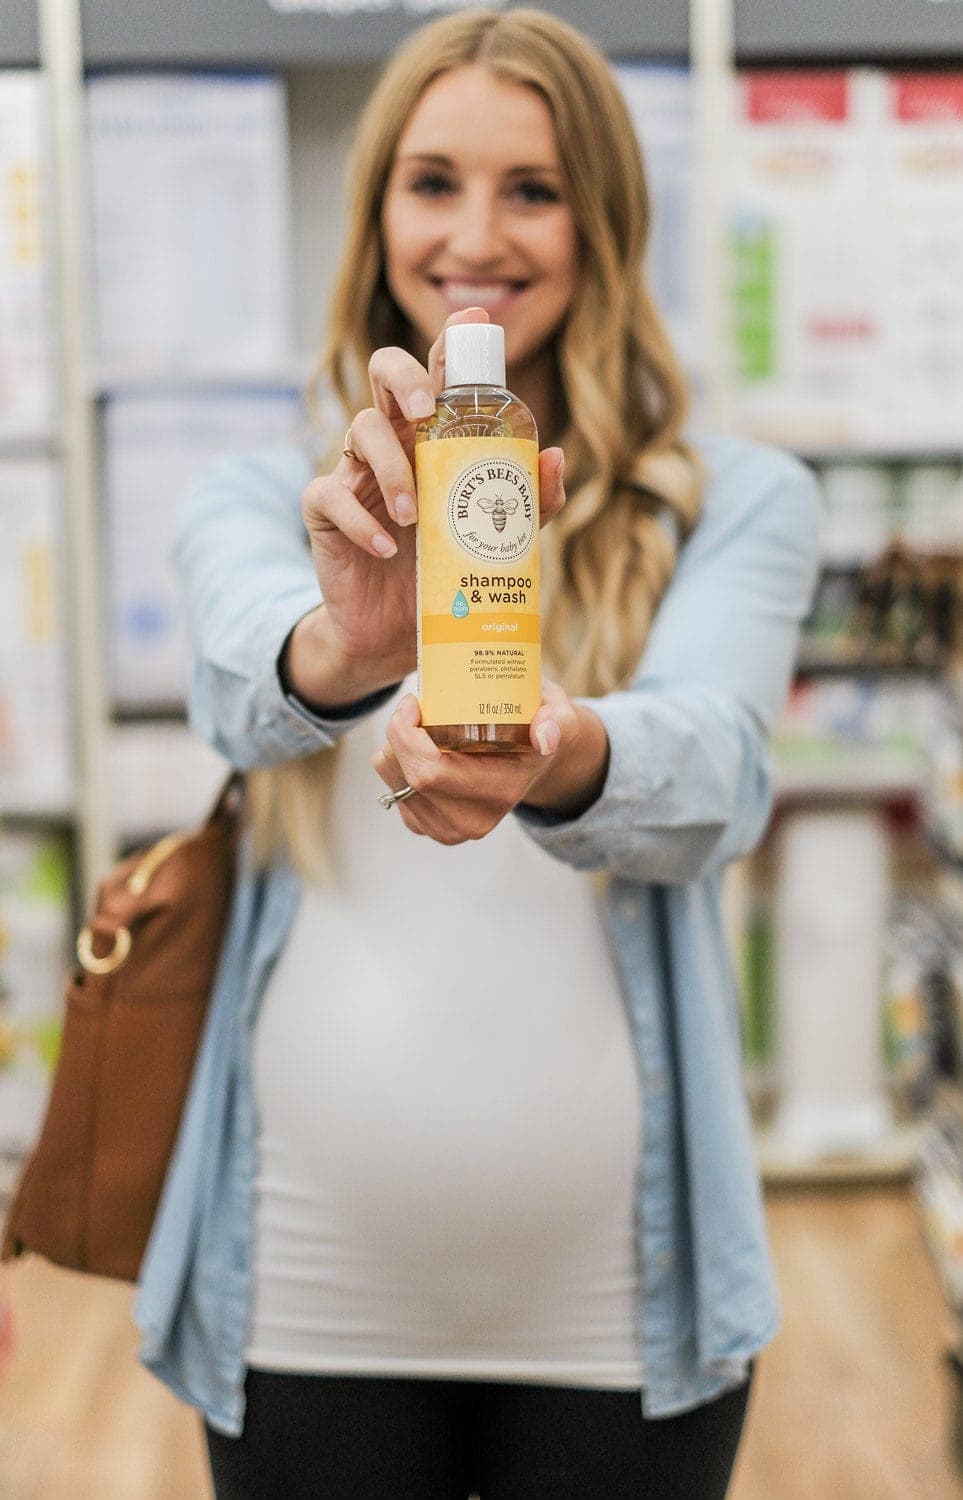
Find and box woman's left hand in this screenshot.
[372,679,610,843]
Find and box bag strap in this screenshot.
[76,771,244,977]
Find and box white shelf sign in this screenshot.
[0,72,56,442]
[105,389,303,709]
[0,461,73,815]
[87,73,294,382]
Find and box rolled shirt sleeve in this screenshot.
[516,439,822,884]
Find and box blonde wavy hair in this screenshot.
[248,6,703,878]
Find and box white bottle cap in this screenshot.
[444,322,506,388]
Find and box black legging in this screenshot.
[205,1366,754,1500]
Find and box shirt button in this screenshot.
[657,1251,674,1270]
[618,898,639,923]
[648,1072,667,1096]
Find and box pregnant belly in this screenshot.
[253,969,643,1283]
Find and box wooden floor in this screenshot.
[0,1187,959,1498]
[730,1188,963,1500]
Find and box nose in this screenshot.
[446,185,505,266]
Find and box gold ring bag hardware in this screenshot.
[0,773,244,1282]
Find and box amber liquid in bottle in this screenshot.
[415,375,539,753]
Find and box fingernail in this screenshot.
[395,493,417,525]
[535,720,560,757]
[372,533,397,558]
[407,390,435,420]
[557,450,565,479]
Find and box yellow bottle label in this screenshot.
[415,435,540,727]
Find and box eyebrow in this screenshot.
[397,152,562,176]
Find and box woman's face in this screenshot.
[382,65,580,377]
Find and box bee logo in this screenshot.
[447,457,536,562]
[476,491,518,534]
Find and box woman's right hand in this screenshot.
[287,307,565,712]
[296,310,489,708]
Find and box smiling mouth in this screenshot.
[431,279,529,309]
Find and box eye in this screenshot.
[511,179,562,206]
[408,172,456,197]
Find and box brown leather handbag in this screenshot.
[0,773,243,1282]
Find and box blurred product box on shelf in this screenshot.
[0,832,70,1194]
[874,74,963,449]
[884,896,959,1118]
[0,461,73,815]
[0,71,56,442]
[106,388,304,710]
[815,460,963,567]
[730,69,963,452]
[87,72,294,382]
[729,70,882,449]
[772,675,943,796]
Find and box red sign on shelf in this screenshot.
[744,73,850,125]
[893,74,963,123]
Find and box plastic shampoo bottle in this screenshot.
[414,322,541,752]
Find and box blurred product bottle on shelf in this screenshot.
[742,878,777,1095]
[899,465,963,555]
[916,1096,963,1313]
[725,848,778,1119]
[926,702,963,862]
[819,462,896,567]
[802,458,963,676]
[884,897,943,1116]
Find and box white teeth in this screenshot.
[442,282,520,302]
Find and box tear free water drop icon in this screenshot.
[452,590,469,618]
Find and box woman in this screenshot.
[135,9,820,1498]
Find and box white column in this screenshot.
[689,0,735,432]
[39,0,114,907]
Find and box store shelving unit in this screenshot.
[726,0,963,1188]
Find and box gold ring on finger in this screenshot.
[342,428,365,465]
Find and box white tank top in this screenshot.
[246,678,644,1388]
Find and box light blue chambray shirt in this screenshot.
[134,432,821,1437]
